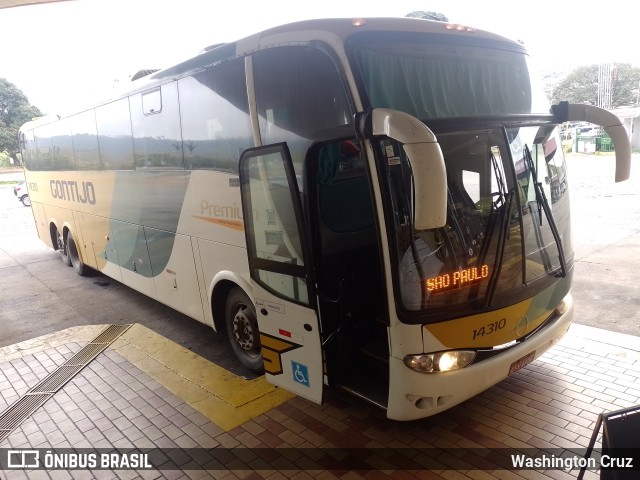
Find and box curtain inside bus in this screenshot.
[350,36,545,119]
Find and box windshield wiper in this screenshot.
[490,152,507,212]
[523,145,567,278]
[483,190,514,307]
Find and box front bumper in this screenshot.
[386,297,573,420]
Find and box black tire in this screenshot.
[56,229,72,267]
[66,231,88,276]
[225,288,264,372]
[21,195,31,207]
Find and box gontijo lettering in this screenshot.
[50,180,96,205]
[426,265,489,292]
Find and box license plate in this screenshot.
[509,351,535,375]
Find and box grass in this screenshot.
[0,151,23,185]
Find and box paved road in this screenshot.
[0,152,638,361]
[568,154,640,336]
[0,173,256,379]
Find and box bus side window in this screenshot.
[130,82,184,170]
[33,120,74,171]
[178,59,253,172]
[252,47,352,177]
[34,123,54,171]
[95,98,135,170]
[71,110,100,171]
[22,130,38,170]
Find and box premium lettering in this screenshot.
[200,200,242,219]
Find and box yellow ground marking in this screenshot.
[0,325,106,363]
[110,323,294,431]
[0,324,293,431]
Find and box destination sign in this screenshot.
[426,265,489,293]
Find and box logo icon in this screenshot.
[259,333,302,375]
[7,450,40,468]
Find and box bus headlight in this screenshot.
[555,293,572,315]
[403,350,476,373]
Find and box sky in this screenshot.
[1,0,637,115]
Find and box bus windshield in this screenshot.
[380,121,573,319]
[349,32,550,118]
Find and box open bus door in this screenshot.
[238,143,323,404]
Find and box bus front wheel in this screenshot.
[225,288,264,373]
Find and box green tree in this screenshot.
[406,11,449,22]
[0,78,42,165]
[551,63,640,108]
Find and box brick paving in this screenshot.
[1,324,639,479]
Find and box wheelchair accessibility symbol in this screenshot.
[291,361,310,387]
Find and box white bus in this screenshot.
[19,18,630,420]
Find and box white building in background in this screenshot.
[612,106,640,149]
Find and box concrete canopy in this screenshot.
[1,0,69,9]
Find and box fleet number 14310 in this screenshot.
[472,318,506,340]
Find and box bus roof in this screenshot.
[151,17,521,82]
[21,17,524,128]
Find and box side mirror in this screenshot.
[402,142,447,230]
[356,108,447,230]
[551,102,631,182]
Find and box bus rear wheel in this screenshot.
[225,288,264,373]
[66,231,88,276]
[56,229,72,267]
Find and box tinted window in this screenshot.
[95,98,134,170]
[21,129,38,170]
[34,123,54,170]
[314,139,373,233]
[50,118,75,170]
[142,89,162,115]
[253,47,352,172]
[71,110,100,170]
[131,82,184,169]
[179,60,252,172]
[32,120,74,171]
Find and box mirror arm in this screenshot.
[552,101,631,182]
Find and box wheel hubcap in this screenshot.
[232,305,257,353]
